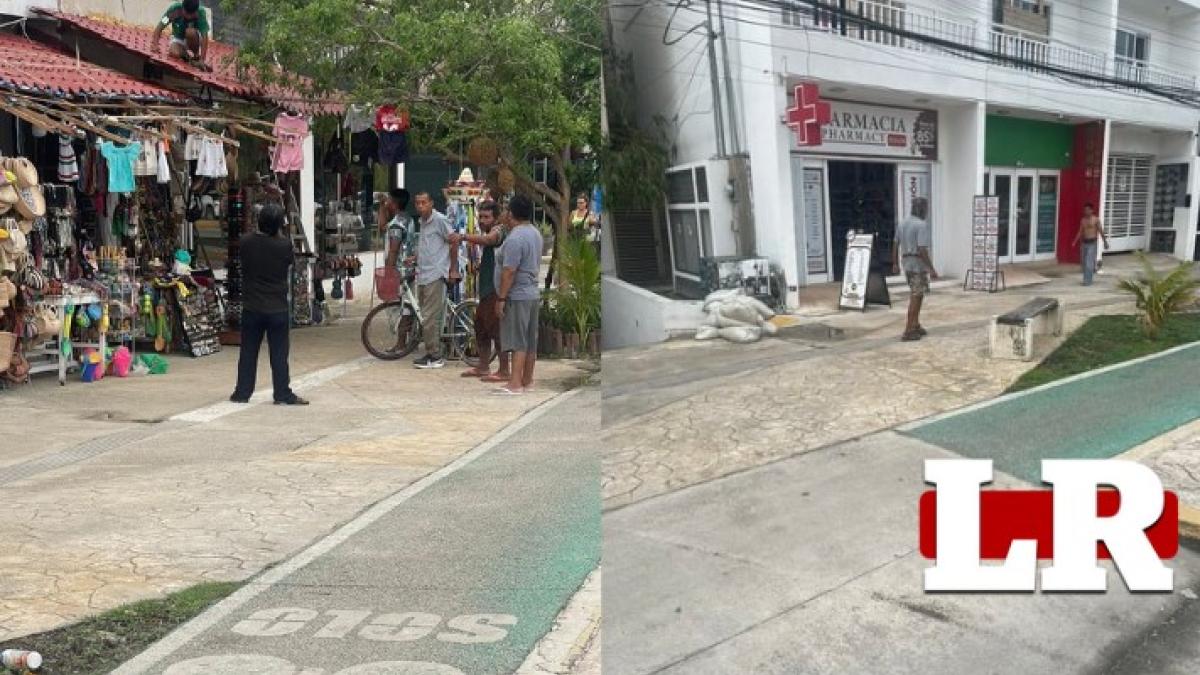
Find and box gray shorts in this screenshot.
[501,299,540,353]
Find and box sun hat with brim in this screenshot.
[8,157,38,189]
[17,218,34,235]
[14,185,44,220]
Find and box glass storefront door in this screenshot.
[986,169,1059,263]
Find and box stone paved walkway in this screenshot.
[602,257,1177,509]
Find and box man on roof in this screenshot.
[152,0,211,70]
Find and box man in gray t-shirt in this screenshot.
[412,191,459,368]
[494,194,544,395]
[890,197,938,342]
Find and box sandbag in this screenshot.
[695,325,720,341]
[717,326,761,344]
[761,320,779,336]
[715,298,760,325]
[713,309,759,329]
[744,296,776,320]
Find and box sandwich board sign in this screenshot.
[839,232,891,311]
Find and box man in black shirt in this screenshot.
[230,204,308,405]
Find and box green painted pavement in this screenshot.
[903,343,1200,483]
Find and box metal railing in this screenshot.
[780,1,1199,94]
[989,26,1107,77]
[784,0,977,55]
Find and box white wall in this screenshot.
[1116,0,1200,75]
[602,275,705,348]
[1052,0,1119,55]
[768,26,1198,132]
[937,101,986,279]
[610,0,719,165]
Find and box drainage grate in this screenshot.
[0,424,172,484]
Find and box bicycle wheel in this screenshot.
[362,300,421,360]
[444,301,477,365]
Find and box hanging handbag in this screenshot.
[331,276,344,300]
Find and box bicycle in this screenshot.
[361,272,498,367]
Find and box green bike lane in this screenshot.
[902,342,1200,483]
[116,388,600,675]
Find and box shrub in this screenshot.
[1116,252,1200,339]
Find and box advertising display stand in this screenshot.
[964,196,1006,293]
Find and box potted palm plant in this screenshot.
[553,234,601,360]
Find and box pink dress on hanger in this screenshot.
[271,113,309,173]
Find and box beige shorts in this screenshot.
[905,269,930,296]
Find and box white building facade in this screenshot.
[608,0,1200,310]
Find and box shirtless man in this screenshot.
[1071,203,1108,286]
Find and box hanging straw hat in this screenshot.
[14,185,44,220]
[8,158,39,189]
[497,166,515,192]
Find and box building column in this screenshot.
[742,69,802,306]
[937,101,985,279]
[301,132,316,252]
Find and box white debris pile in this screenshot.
[694,289,779,344]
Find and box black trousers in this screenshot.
[233,310,295,402]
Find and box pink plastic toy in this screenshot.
[111,346,133,378]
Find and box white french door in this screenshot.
[987,169,1059,263]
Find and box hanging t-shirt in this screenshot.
[156,142,171,184]
[323,135,348,174]
[184,133,203,161]
[374,105,410,165]
[133,139,159,176]
[271,113,309,173]
[195,137,228,178]
[99,141,140,194]
[57,135,79,183]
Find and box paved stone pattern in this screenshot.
[0,311,590,641]
[603,277,1135,509]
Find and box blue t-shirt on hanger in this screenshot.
[100,141,141,193]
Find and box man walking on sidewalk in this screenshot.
[230,204,308,405]
[892,197,938,342]
[1073,202,1108,286]
[413,191,459,369]
[494,194,544,395]
[453,200,510,382]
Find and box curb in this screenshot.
[1181,503,1200,542]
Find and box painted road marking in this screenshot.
[161,654,466,674]
[229,608,518,644]
[171,356,375,423]
[115,389,582,675]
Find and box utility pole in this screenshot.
[715,0,741,154]
[705,0,727,158]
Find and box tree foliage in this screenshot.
[225,0,600,234]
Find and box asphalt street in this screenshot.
[116,387,601,675]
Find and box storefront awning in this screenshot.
[33,9,343,115]
[0,31,186,102]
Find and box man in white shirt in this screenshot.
[891,197,938,341]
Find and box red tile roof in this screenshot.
[34,10,343,114]
[0,31,185,101]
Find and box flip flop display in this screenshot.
[61,304,74,357]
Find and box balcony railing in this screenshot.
[780,1,1199,93]
[990,26,1107,77]
[783,0,976,56]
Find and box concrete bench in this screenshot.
[988,297,1063,361]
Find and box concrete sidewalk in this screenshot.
[0,309,594,642]
[604,431,1200,675]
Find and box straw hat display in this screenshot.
[6,158,44,222]
[467,137,498,166]
[0,167,18,217]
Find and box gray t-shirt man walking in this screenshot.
[494,194,544,395]
[412,191,459,368]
